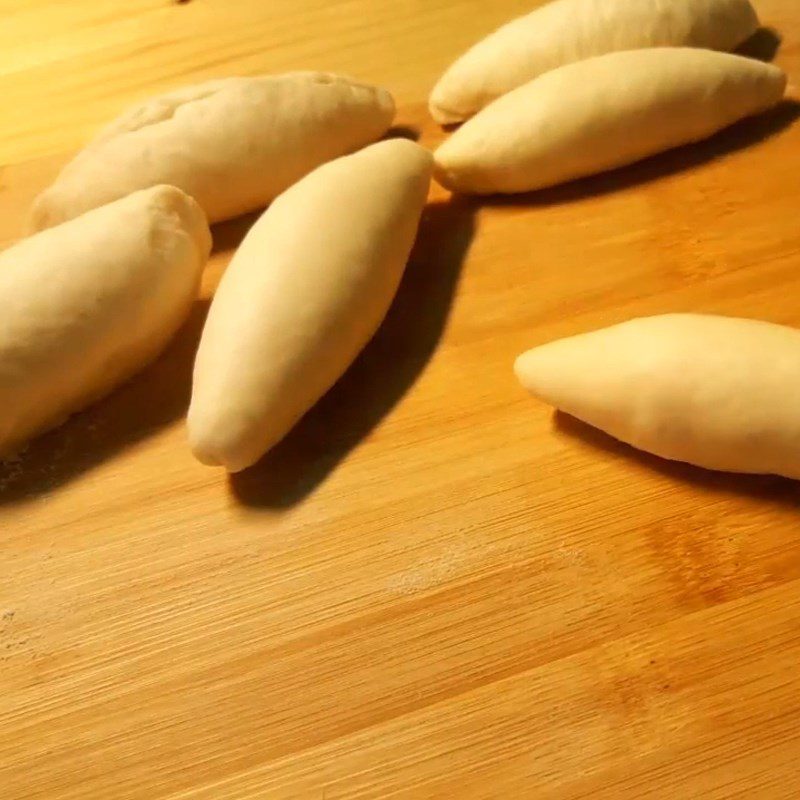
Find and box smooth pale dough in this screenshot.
[434,48,786,195]
[429,0,760,124]
[188,138,433,472]
[0,186,211,456]
[30,72,396,230]
[515,314,800,479]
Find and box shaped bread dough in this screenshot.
[515,314,800,479]
[0,186,211,456]
[434,48,786,195]
[188,138,433,472]
[31,72,396,230]
[429,0,760,124]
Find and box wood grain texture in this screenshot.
[1,1,800,798]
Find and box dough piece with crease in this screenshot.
[31,72,396,230]
[0,185,211,455]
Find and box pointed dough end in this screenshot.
[514,344,569,408]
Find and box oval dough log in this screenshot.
[429,0,760,124]
[515,314,800,479]
[434,48,786,194]
[188,138,434,472]
[31,72,396,230]
[0,186,211,456]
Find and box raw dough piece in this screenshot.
[429,0,760,124]
[188,138,433,472]
[31,72,396,230]
[0,186,211,455]
[434,48,786,194]
[515,314,800,479]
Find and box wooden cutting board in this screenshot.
[2,1,800,797]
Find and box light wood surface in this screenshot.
[2,1,800,798]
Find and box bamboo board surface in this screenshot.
[1,1,800,798]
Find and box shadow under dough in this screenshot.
[480,99,800,210]
[0,300,211,507]
[384,125,422,143]
[735,26,782,63]
[211,210,262,255]
[553,411,800,511]
[229,198,476,509]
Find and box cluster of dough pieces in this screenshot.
[2,0,797,481]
